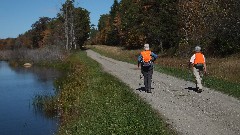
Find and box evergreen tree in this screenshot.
[106,0,120,46]
[119,0,143,48]
[73,7,90,49]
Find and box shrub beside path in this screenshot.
[86,49,240,135]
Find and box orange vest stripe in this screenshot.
[141,50,151,62]
[194,52,204,64]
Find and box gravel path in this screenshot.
[86,49,240,135]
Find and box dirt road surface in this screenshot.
[86,49,240,135]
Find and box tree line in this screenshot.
[89,0,240,57]
[1,0,240,57]
[0,0,90,51]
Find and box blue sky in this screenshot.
[0,0,118,39]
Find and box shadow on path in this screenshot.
[136,87,154,92]
[185,87,202,93]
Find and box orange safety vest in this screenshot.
[141,50,152,63]
[194,52,204,64]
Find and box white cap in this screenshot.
[195,46,201,52]
[144,44,150,50]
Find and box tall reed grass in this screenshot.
[0,45,68,64]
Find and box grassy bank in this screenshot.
[88,45,240,99]
[56,51,175,134]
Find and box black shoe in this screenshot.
[197,89,202,93]
[147,90,152,93]
[144,87,148,92]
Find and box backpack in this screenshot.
[141,51,152,67]
[194,53,204,71]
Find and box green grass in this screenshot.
[90,45,240,99]
[203,76,240,97]
[57,51,175,135]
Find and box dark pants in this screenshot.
[141,66,153,92]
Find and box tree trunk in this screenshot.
[64,6,69,50]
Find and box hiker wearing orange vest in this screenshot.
[138,44,158,93]
[189,46,207,93]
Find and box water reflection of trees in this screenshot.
[10,65,62,83]
[9,64,63,119]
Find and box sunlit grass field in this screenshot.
[88,45,240,99]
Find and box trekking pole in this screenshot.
[152,62,155,85]
[139,74,143,86]
[202,72,204,87]
[188,69,191,82]
[202,71,207,86]
[138,63,143,86]
[185,68,191,86]
[186,62,192,83]
[186,62,195,87]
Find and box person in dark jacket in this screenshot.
[138,44,158,93]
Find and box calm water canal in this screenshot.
[0,61,60,135]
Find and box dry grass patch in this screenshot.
[207,57,240,83]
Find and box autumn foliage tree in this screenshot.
[177,0,240,56]
[97,14,111,45]
[94,0,240,57]
[31,17,52,48]
[207,0,240,56]
[96,0,179,51]
[1,0,240,57]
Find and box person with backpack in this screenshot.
[138,44,158,93]
[189,46,207,93]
